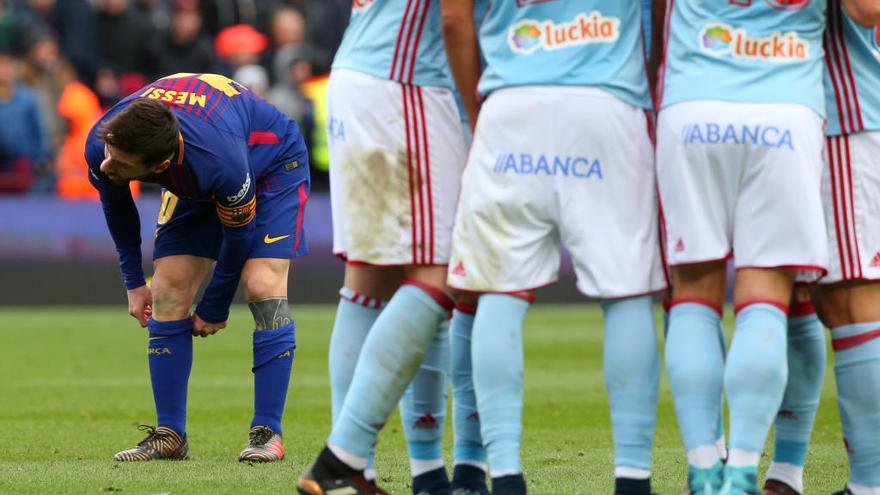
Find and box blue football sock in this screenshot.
[251,322,296,434]
[472,293,530,477]
[329,287,384,423]
[601,295,660,476]
[665,301,725,468]
[329,281,453,461]
[725,303,788,461]
[147,317,193,436]
[450,303,488,469]
[766,312,826,492]
[832,322,880,487]
[400,319,449,477]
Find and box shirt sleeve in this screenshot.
[85,136,146,290]
[194,135,257,324]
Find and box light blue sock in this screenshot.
[665,302,725,461]
[601,295,660,474]
[832,321,880,487]
[329,287,384,423]
[450,305,488,467]
[329,281,453,460]
[399,319,449,475]
[725,303,788,456]
[766,313,826,490]
[472,293,530,476]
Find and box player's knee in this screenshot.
[150,276,196,320]
[242,259,289,301]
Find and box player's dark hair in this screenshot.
[100,98,180,167]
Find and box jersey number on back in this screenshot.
[161,73,244,97]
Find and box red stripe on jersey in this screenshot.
[396,0,423,82]
[203,87,224,120]
[407,0,431,83]
[402,84,419,264]
[656,0,675,107]
[248,131,281,145]
[390,0,417,79]
[834,4,864,131]
[416,87,434,264]
[827,4,857,134]
[824,34,850,135]
[293,183,308,255]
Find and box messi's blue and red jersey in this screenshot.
[86,73,309,323]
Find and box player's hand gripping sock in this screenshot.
[766,307,826,495]
[832,322,880,495]
[471,293,530,495]
[243,300,296,462]
[723,303,789,495]
[450,302,490,495]
[665,301,725,493]
[400,319,452,495]
[147,317,193,437]
[601,296,660,495]
[327,280,454,467]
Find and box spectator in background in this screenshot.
[95,0,151,76]
[19,0,99,84]
[0,50,49,193]
[54,61,110,200]
[268,49,311,124]
[0,1,20,55]
[131,0,170,32]
[297,0,349,73]
[21,32,65,154]
[141,0,215,80]
[200,0,281,38]
[233,64,269,98]
[214,23,268,75]
[264,5,306,84]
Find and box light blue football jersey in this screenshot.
[824,1,880,136]
[333,0,452,88]
[661,0,827,116]
[476,0,651,110]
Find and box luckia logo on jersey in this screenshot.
[699,23,809,62]
[352,0,375,14]
[508,11,620,55]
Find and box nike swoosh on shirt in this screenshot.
[264,234,291,244]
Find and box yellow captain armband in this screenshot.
[216,196,256,227]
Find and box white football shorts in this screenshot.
[328,68,466,265]
[656,100,828,281]
[448,86,666,298]
[822,130,880,283]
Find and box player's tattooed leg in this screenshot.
[247,297,296,449]
[249,298,292,330]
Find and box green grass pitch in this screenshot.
[0,305,850,494]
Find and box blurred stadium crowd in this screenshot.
[0,0,349,196]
